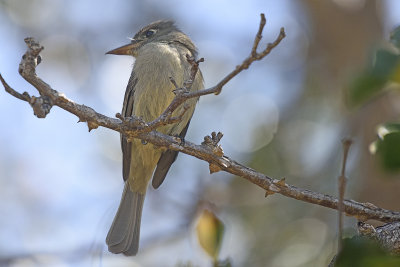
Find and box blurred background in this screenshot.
[1,0,400,266]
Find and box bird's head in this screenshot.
[106,20,197,57]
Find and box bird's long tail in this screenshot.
[106,182,145,256]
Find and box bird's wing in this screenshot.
[121,73,137,181]
[152,119,191,189]
[152,64,204,189]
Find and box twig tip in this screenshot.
[280,27,286,37]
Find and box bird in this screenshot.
[105,20,204,256]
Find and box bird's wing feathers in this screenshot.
[152,119,191,189]
[121,73,137,181]
[122,50,202,186]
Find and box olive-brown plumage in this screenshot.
[106,20,203,256]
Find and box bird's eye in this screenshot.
[145,30,155,38]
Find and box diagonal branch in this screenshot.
[1,14,400,226]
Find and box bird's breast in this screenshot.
[132,43,185,124]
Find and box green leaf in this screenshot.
[347,49,400,106]
[373,49,400,79]
[391,60,400,83]
[390,26,400,49]
[376,123,400,138]
[347,71,386,106]
[335,237,400,267]
[376,131,400,171]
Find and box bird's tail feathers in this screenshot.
[106,183,145,256]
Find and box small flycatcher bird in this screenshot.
[105,20,203,256]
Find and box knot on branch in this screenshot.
[358,222,377,237]
[202,132,224,174]
[116,113,147,127]
[265,177,286,197]
[116,113,149,137]
[19,37,44,75]
[30,95,52,118]
[202,132,224,153]
[86,121,99,132]
[24,37,44,56]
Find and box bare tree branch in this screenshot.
[358,221,400,254]
[2,14,400,227]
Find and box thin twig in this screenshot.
[0,74,31,102]
[338,139,352,252]
[213,26,285,95]
[252,14,267,57]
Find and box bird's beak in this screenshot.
[106,39,141,56]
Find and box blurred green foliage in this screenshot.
[348,26,400,172]
[335,237,400,267]
[347,49,400,107]
[390,26,400,49]
[372,123,400,171]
